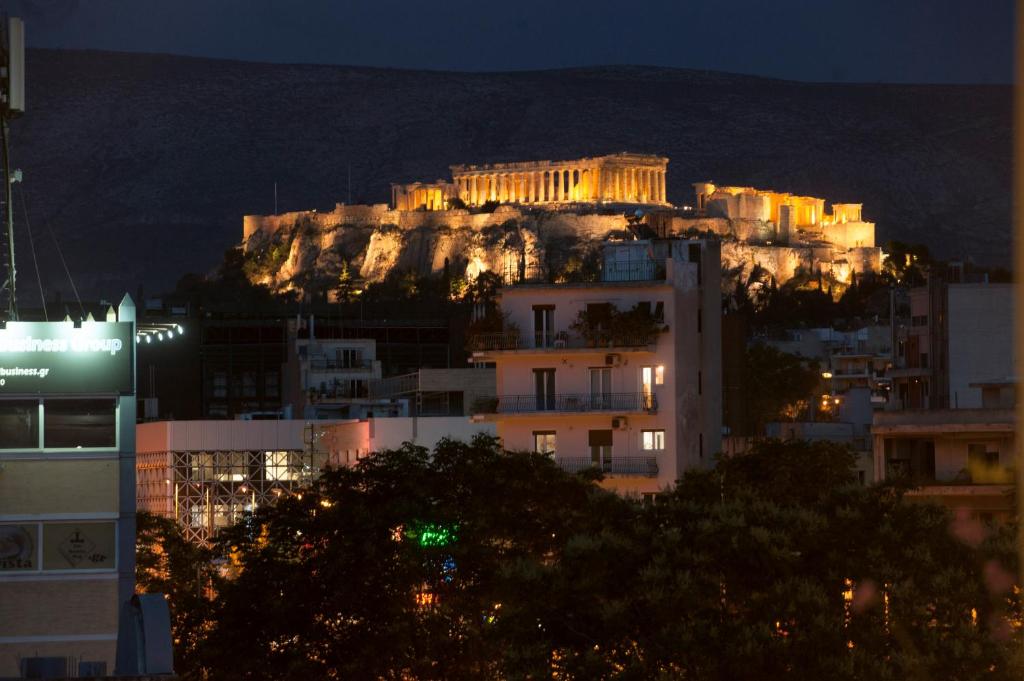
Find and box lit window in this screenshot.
[641,430,665,451]
[533,431,556,455]
[655,366,665,385]
[265,450,300,481]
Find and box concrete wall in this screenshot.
[0,459,119,515]
[947,284,1013,409]
[137,420,320,453]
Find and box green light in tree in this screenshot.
[407,522,457,547]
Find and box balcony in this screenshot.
[307,358,374,372]
[469,330,657,354]
[555,456,658,477]
[472,392,657,416]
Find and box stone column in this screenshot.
[659,171,666,203]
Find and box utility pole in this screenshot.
[0,16,24,322]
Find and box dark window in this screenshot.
[533,369,556,410]
[0,400,39,449]
[653,301,665,322]
[589,429,613,470]
[264,371,280,398]
[533,305,555,348]
[920,353,929,369]
[688,243,702,285]
[44,399,116,448]
[212,371,228,399]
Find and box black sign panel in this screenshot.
[0,321,134,394]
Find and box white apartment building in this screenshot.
[470,239,722,496]
[283,319,385,419]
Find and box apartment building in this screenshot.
[875,272,1016,523]
[470,238,722,496]
[890,276,1012,410]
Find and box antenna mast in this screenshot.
[0,16,24,321]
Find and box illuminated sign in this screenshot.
[0,321,134,394]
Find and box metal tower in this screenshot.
[0,17,23,321]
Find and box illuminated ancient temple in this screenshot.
[450,153,669,207]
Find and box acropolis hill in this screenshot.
[10,50,1011,297]
[242,153,880,294]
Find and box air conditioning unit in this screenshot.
[604,353,622,367]
[612,417,628,431]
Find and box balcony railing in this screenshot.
[307,358,374,372]
[469,330,657,352]
[555,456,659,477]
[472,392,656,415]
[468,331,523,352]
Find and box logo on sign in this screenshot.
[58,528,105,567]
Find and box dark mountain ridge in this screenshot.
[8,48,1011,302]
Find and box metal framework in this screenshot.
[138,447,328,545]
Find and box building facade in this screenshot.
[872,407,1016,524]
[0,300,137,677]
[469,239,722,496]
[875,273,1016,524]
[890,277,1012,411]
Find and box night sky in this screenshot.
[4,0,1015,83]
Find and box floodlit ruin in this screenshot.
[242,153,881,296]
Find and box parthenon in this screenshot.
[449,152,669,207]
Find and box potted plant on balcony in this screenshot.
[570,304,616,347]
[610,304,667,346]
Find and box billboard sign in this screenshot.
[0,321,134,395]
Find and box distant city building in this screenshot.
[872,405,1015,524]
[469,238,722,496]
[875,271,1016,524]
[889,276,1013,410]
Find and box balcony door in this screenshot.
[590,367,612,410]
[589,429,613,471]
[533,368,556,411]
[533,305,555,348]
[640,366,654,409]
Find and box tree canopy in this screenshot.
[144,436,1023,680]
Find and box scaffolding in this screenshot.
[137,445,329,545]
